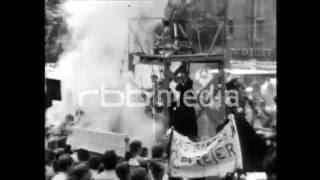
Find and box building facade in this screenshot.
[226,0,276,67]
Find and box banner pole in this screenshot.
[167,126,174,178]
[228,114,243,170]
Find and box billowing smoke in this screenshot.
[53,0,168,147]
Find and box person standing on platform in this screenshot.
[173,70,198,140]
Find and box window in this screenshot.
[255,0,265,19]
[255,21,264,41]
[254,0,265,41]
[227,18,234,39]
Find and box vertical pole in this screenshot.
[167,126,174,178]
[252,0,256,48]
[219,60,226,122]
[163,61,171,108]
[152,80,156,141]
[164,60,172,134]
[197,29,202,53]
[173,23,178,46]
[224,0,229,52]
[222,0,228,121]
[128,20,130,57]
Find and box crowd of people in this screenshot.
[225,76,277,131]
[45,130,169,180]
[45,73,276,180]
[45,111,276,180]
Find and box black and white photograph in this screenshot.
[45,0,277,180]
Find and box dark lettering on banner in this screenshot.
[177,139,183,149]
[181,156,188,163]
[231,124,235,138]
[215,147,226,160]
[210,149,219,164]
[196,155,205,167]
[194,143,201,153]
[171,149,181,169]
[181,156,193,164]
[182,142,190,152]
[222,131,228,138]
[225,143,236,157]
[202,153,213,164]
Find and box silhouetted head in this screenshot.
[149,160,165,180]
[131,167,147,180]
[56,154,74,173]
[77,149,90,163]
[151,145,164,159]
[88,155,101,170]
[115,162,130,180]
[102,150,118,170]
[70,163,92,180]
[130,140,143,156]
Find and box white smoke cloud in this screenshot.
[54,0,168,148]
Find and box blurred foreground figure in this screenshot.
[70,163,92,180]
[115,162,131,180]
[52,154,73,180]
[95,150,118,180]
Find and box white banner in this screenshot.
[169,115,243,178]
[67,127,127,156]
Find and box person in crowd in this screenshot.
[55,148,67,160]
[259,99,273,128]
[70,163,93,180]
[64,145,73,154]
[149,160,165,180]
[115,162,131,180]
[151,145,164,159]
[55,114,75,136]
[174,70,198,139]
[124,136,131,161]
[49,114,75,150]
[263,134,277,180]
[95,150,118,180]
[137,160,149,175]
[231,114,268,171]
[70,150,79,164]
[131,167,147,180]
[128,140,146,166]
[141,147,148,158]
[151,145,170,180]
[77,149,90,165]
[226,76,247,115]
[88,155,101,179]
[46,149,56,180]
[53,159,60,174]
[223,173,234,180]
[52,154,74,180]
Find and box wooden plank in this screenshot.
[135,53,225,64]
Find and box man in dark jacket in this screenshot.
[173,71,198,139]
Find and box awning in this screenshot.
[208,68,276,75]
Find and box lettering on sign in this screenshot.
[230,48,276,60]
